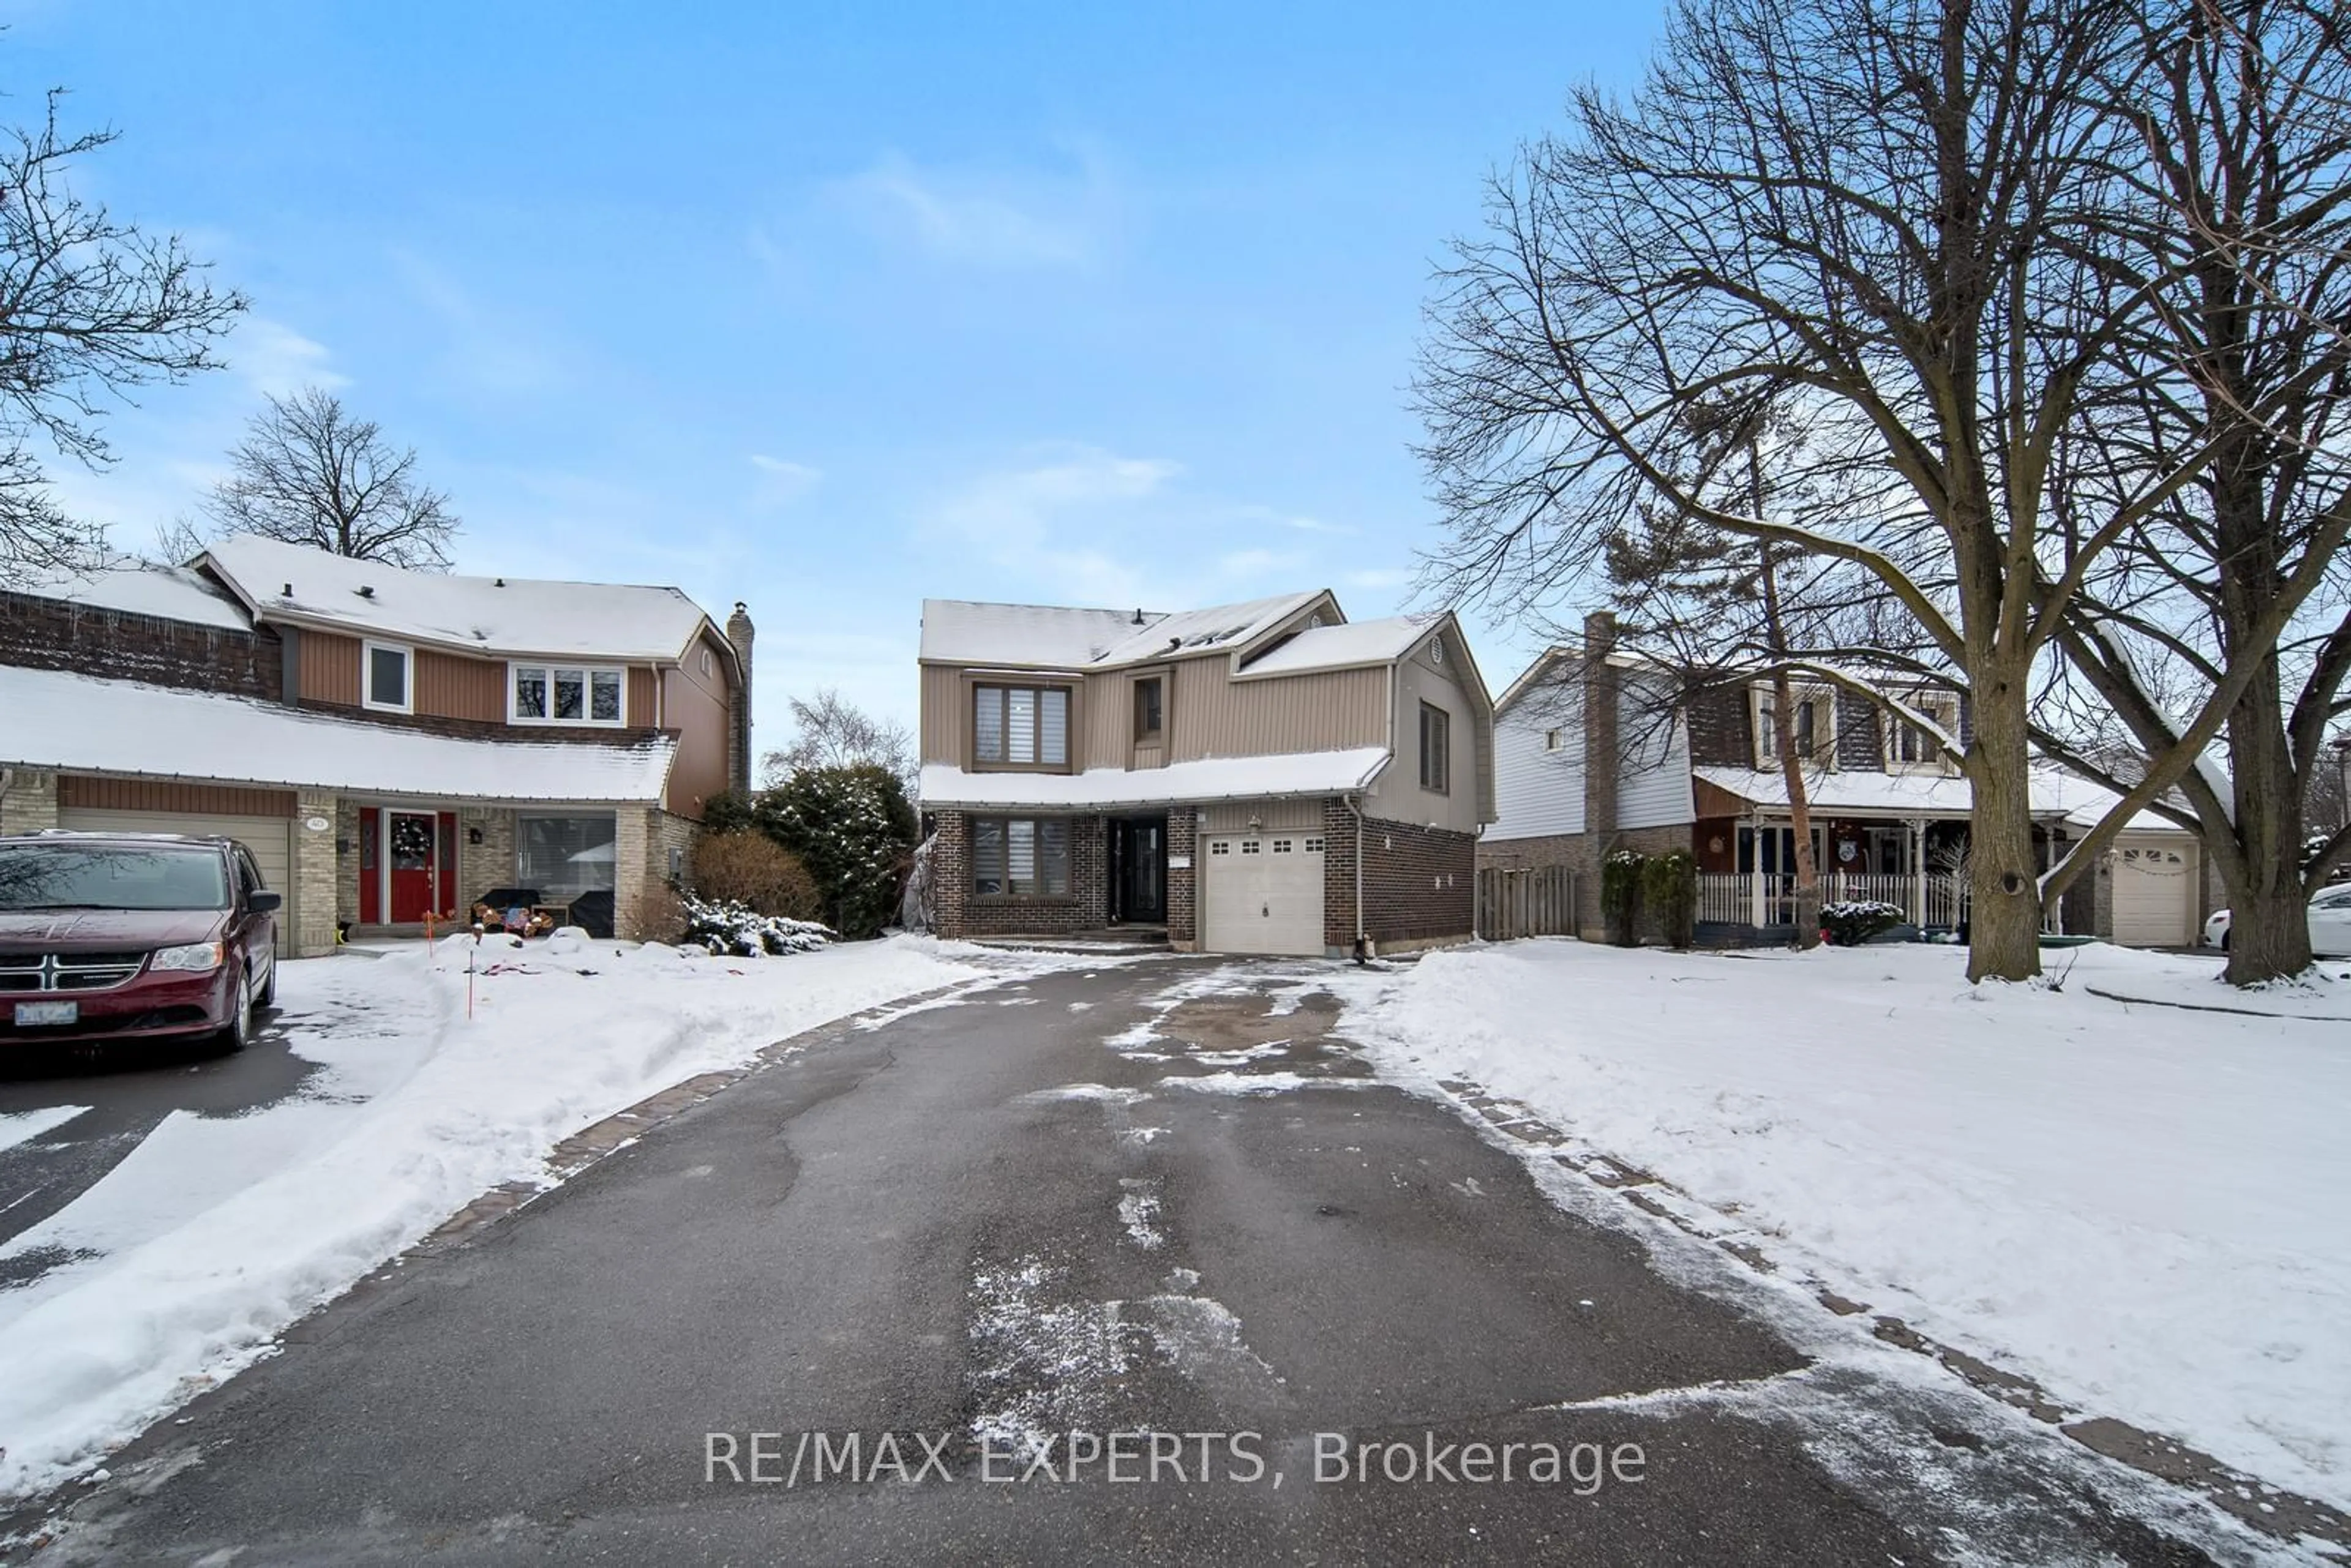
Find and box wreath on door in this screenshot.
[391,816,435,863]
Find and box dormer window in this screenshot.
[363,641,413,715]
[1886,691,1960,773]
[973,682,1071,770]
[512,663,626,727]
[1752,683,1835,769]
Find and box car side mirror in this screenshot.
[248,891,283,913]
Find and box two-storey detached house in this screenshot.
[0,536,753,952]
[917,591,1494,956]
[1481,611,2208,948]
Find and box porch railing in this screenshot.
[1697,871,1970,931]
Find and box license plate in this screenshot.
[13,1000,78,1027]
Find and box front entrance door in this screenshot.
[388,811,441,923]
[1111,817,1167,924]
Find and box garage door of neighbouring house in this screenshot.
[2112,833,2197,948]
[1202,832,1325,956]
[56,808,296,953]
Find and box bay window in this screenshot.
[971,817,1072,897]
[972,683,1071,769]
[512,662,626,726]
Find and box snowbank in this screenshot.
[0,933,991,1500]
[1341,940,2351,1510]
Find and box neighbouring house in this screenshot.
[0,535,754,952]
[916,591,1494,956]
[1481,612,2210,948]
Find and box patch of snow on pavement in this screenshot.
[1117,1180,1166,1250]
[0,932,997,1501]
[1340,939,2351,1514]
[0,1106,91,1155]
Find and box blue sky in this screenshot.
[12,1,1665,749]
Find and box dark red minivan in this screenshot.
[0,831,280,1051]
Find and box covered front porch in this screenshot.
[1690,767,2099,940]
[337,801,691,942]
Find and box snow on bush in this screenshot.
[678,893,833,957]
[1820,899,1907,945]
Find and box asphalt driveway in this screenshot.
[3,957,2230,1565]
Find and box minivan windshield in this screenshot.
[0,842,231,912]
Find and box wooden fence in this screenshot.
[1477,865,1577,940]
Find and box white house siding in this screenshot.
[1490,694,1584,841]
[1616,675,1694,830]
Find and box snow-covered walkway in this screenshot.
[0,931,1010,1500]
[1340,939,2351,1514]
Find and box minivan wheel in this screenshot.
[217,970,255,1052]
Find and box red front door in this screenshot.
[388,811,440,923]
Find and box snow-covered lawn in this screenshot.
[1343,939,2351,1512]
[0,931,1000,1501]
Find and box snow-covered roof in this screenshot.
[920,748,1391,811]
[10,564,252,632]
[199,535,714,662]
[0,665,677,803]
[918,592,1324,670]
[1693,765,2187,831]
[1237,614,1440,677]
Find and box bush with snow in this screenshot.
[678,893,833,958]
[1821,899,1907,945]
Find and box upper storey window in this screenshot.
[973,683,1071,770]
[363,641,412,714]
[513,664,626,727]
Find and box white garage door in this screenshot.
[57,808,294,953]
[1202,832,1325,956]
[2112,834,2196,948]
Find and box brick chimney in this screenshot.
[725,601,755,794]
[1581,610,1619,939]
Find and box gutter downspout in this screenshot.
[1346,792,1370,964]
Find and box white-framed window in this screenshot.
[1240,839,1262,855]
[1752,683,1835,769]
[1884,691,1961,773]
[1209,839,1231,855]
[1304,836,1325,852]
[362,640,413,714]
[1543,729,1562,751]
[510,663,626,727]
[1272,838,1294,853]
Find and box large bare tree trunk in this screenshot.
[1966,658,2044,982]
[2220,659,2314,983]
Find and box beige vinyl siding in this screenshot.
[920,664,965,763]
[1379,643,1484,834]
[923,656,1389,770]
[1166,661,1387,762]
[629,666,661,725]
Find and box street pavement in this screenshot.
[3,957,2233,1565]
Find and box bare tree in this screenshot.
[200,387,460,569]
[0,89,244,579]
[760,689,915,792]
[1417,0,2253,981]
[2028,0,2351,983]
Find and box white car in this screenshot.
[2203,882,2351,956]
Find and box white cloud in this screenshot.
[833,148,1120,269]
[1343,566,1414,591]
[230,318,347,397]
[1217,547,1307,579]
[748,454,822,509]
